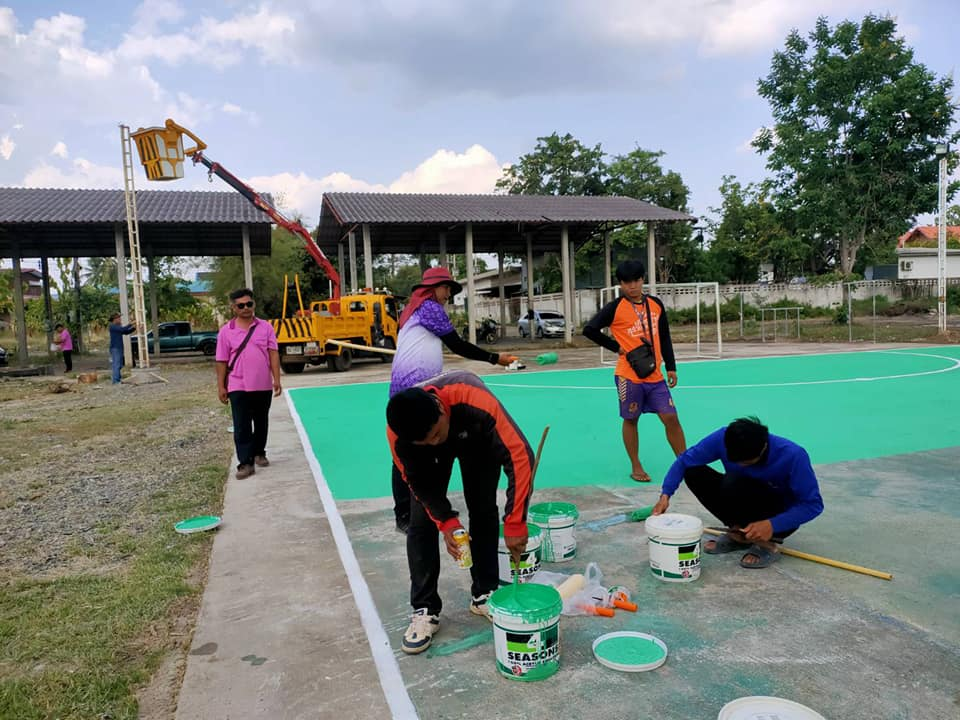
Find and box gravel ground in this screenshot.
[0,363,232,579]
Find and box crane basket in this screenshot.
[131,119,206,181]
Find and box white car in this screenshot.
[518,310,566,338]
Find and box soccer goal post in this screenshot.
[599,281,723,365]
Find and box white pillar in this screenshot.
[438,232,447,270]
[568,234,578,329]
[603,230,612,289]
[561,224,573,343]
[242,224,253,291]
[11,248,28,363]
[348,230,358,293]
[497,249,506,337]
[647,222,657,294]
[362,223,374,290]
[148,255,160,360]
[337,242,345,288]
[526,233,535,343]
[115,225,132,368]
[465,222,476,345]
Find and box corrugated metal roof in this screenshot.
[323,192,694,224]
[0,187,272,224]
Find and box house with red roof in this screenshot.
[896,226,960,279]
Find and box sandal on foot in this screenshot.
[704,533,750,555]
[740,544,780,569]
[630,470,652,483]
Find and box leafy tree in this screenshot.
[496,132,606,196]
[947,204,960,226]
[754,14,959,275]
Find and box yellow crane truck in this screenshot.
[271,278,399,373]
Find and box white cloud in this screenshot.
[132,0,186,35]
[0,7,16,38]
[739,127,777,153]
[221,102,260,125]
[50,141,68,158]
[1,135,14,160]
[23,158,122,188]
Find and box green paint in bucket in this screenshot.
[528,502,579,562]
[536,352,558,365]
[497,524,542,586]
[644,513,703,582]
[488,583,562,681]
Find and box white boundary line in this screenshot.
[483,351,960,391]
[286,392,418,720]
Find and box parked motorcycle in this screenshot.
[461,317,500,345]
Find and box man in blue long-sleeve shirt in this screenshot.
[652,417,823,568]
[108,312,136,384]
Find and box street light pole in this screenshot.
[935,142,949,334]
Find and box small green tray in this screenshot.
[175,515,222,534]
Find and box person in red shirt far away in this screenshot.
[387,371,534,655]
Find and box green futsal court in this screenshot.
[289,347,960,500]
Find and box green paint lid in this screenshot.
[498,523,542,539]
[592,631,668,672]
[174,515,222,534]
[717,697,826,720]
[488,583,562,623]
[528,502,579,523]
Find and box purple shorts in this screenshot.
[616,376,676,419]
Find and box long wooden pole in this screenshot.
[702,527,893,581]
[531,426,550,483]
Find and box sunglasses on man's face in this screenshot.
[234,301,255,309]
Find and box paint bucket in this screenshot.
[528,502,579,562]
[488,583,562,681]
[717,696,826,720]
[536,352,558,365]
[498,524,542,586]
[644,513,703,582]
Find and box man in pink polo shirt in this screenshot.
[215,288,281,479]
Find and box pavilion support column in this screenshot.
[647,222,657,294]
[72,257,83,353]
[362,223,374,290]
[242,224,253,291]
[148,254,160,360]
[526,233,535,344]
[465,222,476,345]
[603,230,612,290]
[568,234,578,330]
[438,232,447,271]
[11,247,28,364]
[40,256,55,356]
[497,249,506,339]
[348,230,358,292]
[337,242,345,289]
[560,224,573,344]
[115,224,132,368]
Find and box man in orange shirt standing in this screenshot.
[584,260,686,482]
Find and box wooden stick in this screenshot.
[326,338,396,355]
[701,527,893,581]
[531,425,550,483]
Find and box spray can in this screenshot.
[453,528,473,569]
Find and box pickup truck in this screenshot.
[130,321,219,356]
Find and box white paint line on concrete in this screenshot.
[286,392,419,720]
[485,351,960,391]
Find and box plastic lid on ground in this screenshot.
[175,515,222,534]
[718,696,827,720]
[592,631,668,672]
[528,502,579,523]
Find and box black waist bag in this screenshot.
[625,341,657,378]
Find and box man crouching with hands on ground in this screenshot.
[387,370,533,654]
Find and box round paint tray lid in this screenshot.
[718,696,826,720]
[592,631,668,672]
[175,515,222,534]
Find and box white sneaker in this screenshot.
[469,592,493,621]
[402,609,440,654]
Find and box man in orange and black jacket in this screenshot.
[387,370,534,654]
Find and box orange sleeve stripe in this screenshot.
[386,425,446,530]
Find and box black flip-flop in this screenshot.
[704,534,750,555]
[740,544,781,569]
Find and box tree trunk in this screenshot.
[839,227,867,276]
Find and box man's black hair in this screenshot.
[724,416,769,463]
[229,288,254,302]
[109,312,121,321]
[387,388,442,442]
[54,323,64,330]
[615,259,646,282]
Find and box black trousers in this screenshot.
[228,390,272,467]
[392,463,410,521]
[684,465,797,541]
[63,350,73,372]
[407,451,501,615]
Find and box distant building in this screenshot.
[0,268,43,327]
[896,226,960,280]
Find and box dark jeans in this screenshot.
[407,451,501,615]
[228,390,272,467]
[392,463,410,521]
[63,350,72,372]
[684,465,797,541]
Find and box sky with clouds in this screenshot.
[1,0,958,233]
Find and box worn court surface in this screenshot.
[279,346,959,719]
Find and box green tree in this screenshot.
[947,204,960,226]
[496,132,607,196]
[754,14,959,275]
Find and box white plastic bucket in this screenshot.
[644,513,703,582]
[528,502,578,563]
[488,583,563,681]
[497,524,542,586]
[718,696,826,720]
